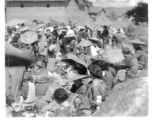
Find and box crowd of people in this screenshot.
[5,19,148,117]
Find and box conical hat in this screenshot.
[89,37,100,42]
[62,53,88,68]
[127,39,146,45]
[35,24,45,31]
[44,27,54,34]
[64,33,75,37]
[78,39,92,47]
[19,26,29,32]
[21,31,38,44]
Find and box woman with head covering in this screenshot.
[127,39,148,70]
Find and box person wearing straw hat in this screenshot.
[88,58,116,94]
[37,27,49,69]
[127,39,148,70]
[60,32,76,55]
[61,53,88,75]
[19,26,29,34]
[20,31,39,74]
[78,39,92,56]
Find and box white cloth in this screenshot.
[90,46,98,56]
[24,82,36,103]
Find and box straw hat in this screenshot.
[62,53,88,68]
[85,24,92,30]
[77,26,85,31]
[67,75,88,82]
[38,28,44,32]
[78,39,92,47]
[64,33,75,38]
[89,37,100,42]
[44,27,54,34]
[35,24,45,30]
[19,26,29,32]
[127,39,146,45]
[21,31,38,44]
[91,57,113,65]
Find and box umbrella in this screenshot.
[6,19,28,27]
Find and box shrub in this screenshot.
[126,22,148,44]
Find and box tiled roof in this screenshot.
[89,7,105,14]
[76,0,92,6]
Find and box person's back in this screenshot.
[125,56,138,77]
[134,50,148,70]
[52,88,96,117]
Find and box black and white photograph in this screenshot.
[4,0,149,117]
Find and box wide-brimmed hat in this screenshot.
[67,75,88,82]
[35,24,45,31]
[78,39,92,47]
[85,25,92,30]
[19,26,30,32]
[77,26,85,31]
[64,33,75,37]
[61,53,88,68]
[127,39,147,45]
[89,37,100,42]
[91,56,113,65]
[21,31,38,44]
[44,27,54,34]
[37,28,44,32]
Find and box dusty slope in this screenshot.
[93,70,148,116]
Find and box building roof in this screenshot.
[89,7,106,14]
[6,0,67,2]
[76,0,92,6]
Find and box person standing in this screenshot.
[101,26,109,48]
[37,28,48,69]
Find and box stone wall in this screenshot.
[6,1,66,23]
[6,0,91,25]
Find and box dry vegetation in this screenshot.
[93,70,148,117]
